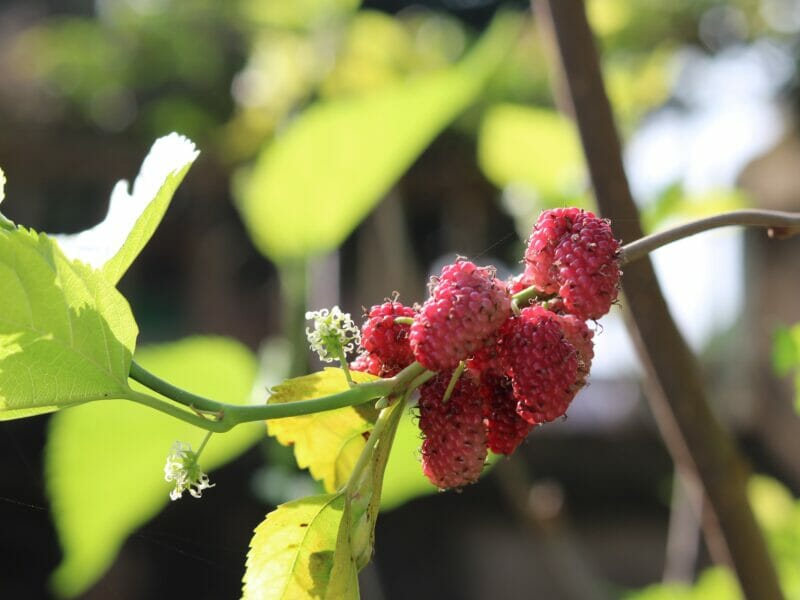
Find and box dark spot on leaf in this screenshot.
[299,523,308,528]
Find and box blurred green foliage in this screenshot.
[626,476,800,599]
[46,337,262,598]
[234,13,520,264]
[773,323,800,413]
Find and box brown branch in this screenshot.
[533,1,784,599]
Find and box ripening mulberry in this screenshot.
[418,371,488,489]
[499,306,580,424]
[524,208,621,320]
[553,313,594,387]
[479,373,534,455]
[410,261,511,371]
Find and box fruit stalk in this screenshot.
[535,1,784,598]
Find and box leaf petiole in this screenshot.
[127,359,430,433]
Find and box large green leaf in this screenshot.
[0,227,138,421]
[235,13,521,263]
[477,103,584,200]
[243,492,358,600]
[53,133,198,284]
[46,337,262,598]
[267,368,378,492]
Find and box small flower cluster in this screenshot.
[164,441,215,501]
[305,306,361,363]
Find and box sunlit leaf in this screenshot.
[477,103,584,199]
[243,492,358,600]
[46,337,262,598]
[0,166,5,201]
[267,368,379,492]
[749,475,795,532]
[0,227,137,420]
[53,133,198,284]
[235,13,521,263]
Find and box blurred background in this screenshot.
[1,0,800,598]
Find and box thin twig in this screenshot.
[534,1,784,598]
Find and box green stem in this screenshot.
[511,285,554,309]
[336,346,354,386]
[345,396,404,495]
[442,361,465,403]
[130,361,225,415]
[621,209,800,266]
[128,359,428,433]
[195,430,213,459]
[126,391,229,433]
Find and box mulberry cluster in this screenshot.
[348,209,620,490]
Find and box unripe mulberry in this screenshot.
[499,306,580,424]
[410,261,511,371]
[524,208,621,320]
[418,371,488,489]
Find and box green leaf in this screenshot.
[243,492,358,600]
[240,0,361,29]
[772,325,799,377]
[380,407,438,510]
[53,133,199,284]
[771,324,800,414]
[46,337,262,598]
[477,103,584,199]
[267,368,379,493]
[0,227,138,420]
[235,13,521,263]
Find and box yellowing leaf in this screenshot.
[235,14,521,263]
[243,492,358,600]
[267,369,379,492]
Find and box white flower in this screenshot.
[305,306,361,363]
[164,441,215,501]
